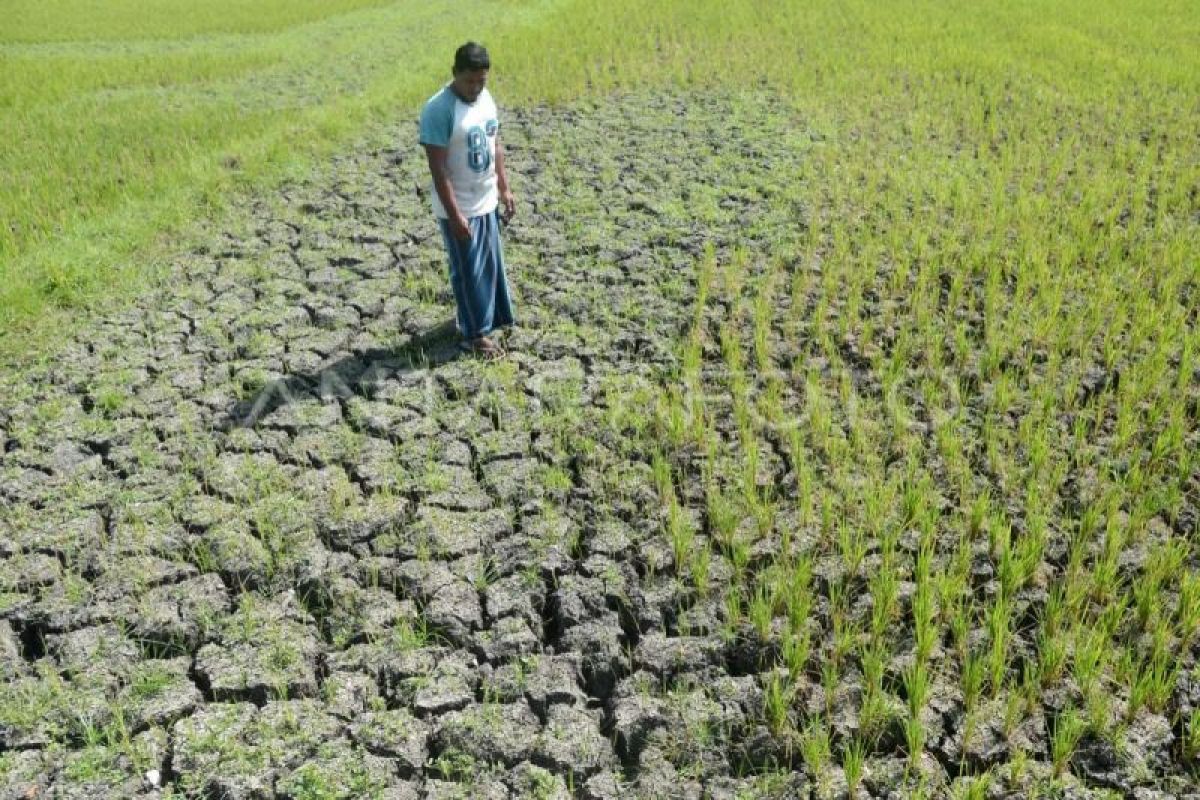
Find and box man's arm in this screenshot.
[424,144,471,240]
[495,134,515,222]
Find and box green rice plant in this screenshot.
[748,581,776,642]
[1050,706,1087,778]
[842,736,867,798]
[1084,685,1113,738]
[951,772,993,800]
[904,715,926,769]
[1036,627,1067,688]
[820,658,839,720]
[1126,647,1176,720]
[837,520,869,579]
[800,717,832,778]
[903,661,930,720]
[1177,571,1200,646]
[962,653,985,715]
[783,554,813,628]
[706,488,740,550]
[912,570,937,666]
[763,671,794,737]
[689,541,712,598]
[986,596,1012,696]
[859,688,895,748]
[651,449,674,505]
[722,586,744,637]
[667,500,695,574]
[947,595,974,662]
[831,606,859,668]
[1183,708,1200,765]
[781,625,811,681]
[869,565,899,639]
[1070,625,1107,700]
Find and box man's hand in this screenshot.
[500,189,516,224]
[451,213,471,241]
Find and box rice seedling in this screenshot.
[843,736,867,798]
[1050,707,1087,778]
[1184,709,1200,766]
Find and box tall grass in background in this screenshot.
[1,0,1197,358]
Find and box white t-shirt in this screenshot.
[418,85,500,219]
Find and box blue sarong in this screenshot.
[437,209,515,339]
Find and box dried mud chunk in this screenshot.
[379,506,510,560]
[198,519,271,590]
[47,623,139,676]
[702,774,809,799]
[633,633,724,681]
[474,428,531,463]
[938,696,1043,772]
[0,552,62,593]
[586,518,635,558]
[329,586,418,647]
[379,783,423,800]
[349,708,430,776]
[534,704,615,778]
[0,619,28,677]
[195,637,320,703]
[319,492,411,553]
[581,771,628,800]
[10,576,104,638]
[1071,709,1175,794]
[507,762,571,799]
[481,457,542,503]
[611,689,670,763]
[407,653,477,716]
[434,700,542,768]
[274,742,395,798]
[550,574,608,630]
[53,736,160,797]
[0,466,52,506]
[423,577,482,646]
[119,656,202,729]
[323,669,381,720]
[633,745,701,800]
[202,451,287,503]
[3,663,117,748]
[125,572,230,653]
[0,748,55,799]
[176,492,240,531]
[194,596,322,703]
[259,397,342,431]
[487,653,587,716]
[425,777,510,800]
[514,512,579,577]
[174,700,345,798]
[425,468,495,512]
[475,615,540,663]
[93,555,198,600]
[558,615,625,699]
[484,571,545,628]
[7,510,105,559]
[389,557,456,601]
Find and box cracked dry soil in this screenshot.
[2,91,1197,799]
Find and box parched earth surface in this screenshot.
[2,91,1198,799]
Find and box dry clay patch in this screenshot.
[1,91,818,798]
[1,86,1198,799]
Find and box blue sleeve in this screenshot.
[419,91,454,147]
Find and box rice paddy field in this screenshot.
[2,1,1199,797]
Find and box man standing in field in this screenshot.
[419,41,516,358]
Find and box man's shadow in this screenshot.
[220,318,463,430]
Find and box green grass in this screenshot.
[5,0,1197,361]
[0,0,569,351]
